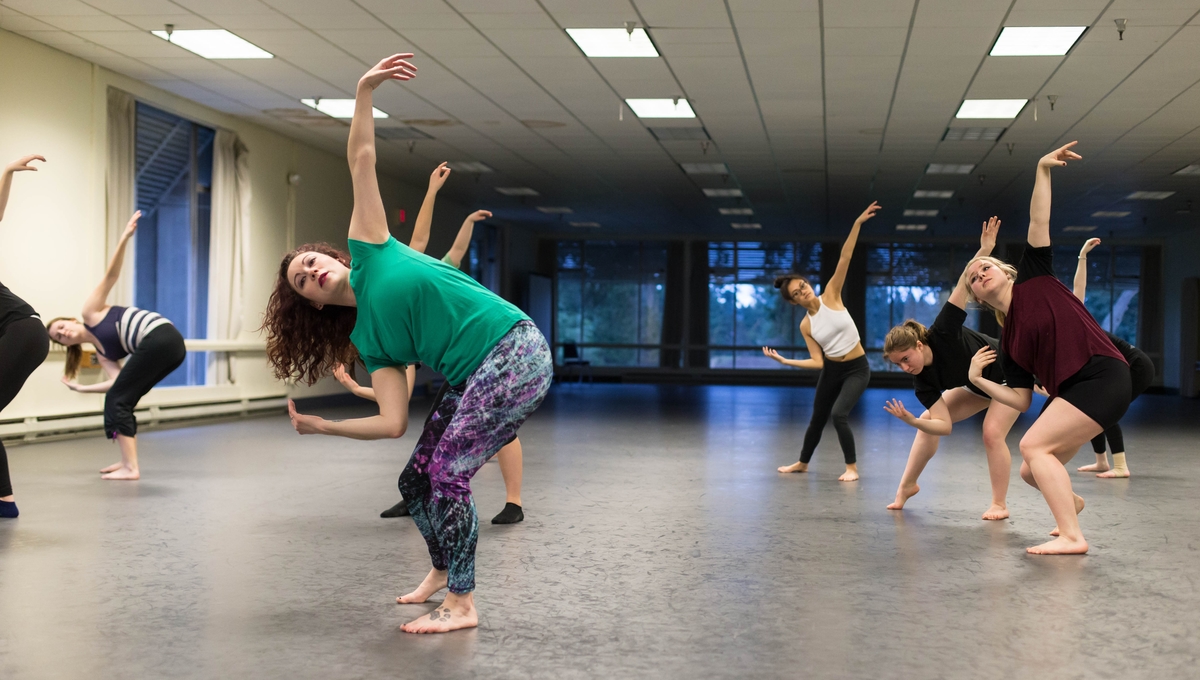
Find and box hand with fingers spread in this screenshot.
[1038,140,1082,170]
[287,399,325,435]
[969,346,997,383]
[980,216,1001,252]
[856,201,882,224]
[333,363,359,391]
[359,52,418,91]
[762,346,785,364]
[466,210,492,223]
[428,162,450,193]
[4,155,46,174]
[1079,237,1101,257]
[883,398,919,425]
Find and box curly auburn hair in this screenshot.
[260,242,358,385]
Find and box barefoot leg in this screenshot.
[1021,399,1101,555]
[401,592,478,634]
[100,434,139,481]
[1096,451,1129,478]
[496,438,522,507]
[838,463,859,482]
[778,461,808,474]
[99,463,122,474]
[397,568,449,604]
[1078,453,1110,473]
[888,426,938,510]
[981,401,1018,520]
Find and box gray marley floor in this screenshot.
[1,385,1197,680]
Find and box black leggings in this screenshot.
[799,355,870,465]
[104,324,186,439]
[0,318,50,497]
[1091,349,1155,455]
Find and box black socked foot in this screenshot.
[380,501,411,518]
[491,502,524,525]
[0,500,18,519]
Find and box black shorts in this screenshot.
[424,380,518,447]
[1128,350,1154,401]
[1055,355,1132,429]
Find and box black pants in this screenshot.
[1091,349,1155,455]
[104,324,186,439]
[0,318,50,496]
[799,355,871,465]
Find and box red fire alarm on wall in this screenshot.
[398,208,406,224]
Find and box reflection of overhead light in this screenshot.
[625,98,695,119]
[913,190,953,199]
[569,221,601,227]
[566,28,659,57]
[446,161,493,173]
[904,209,938,217]
[926,164,975,174]
[1173,164,1200,176]
[990,26,1087,56]
[731,223,761,230]
[1092,211,1131,217]
[943,127,1006,141]
[956,99,1027,119]
[703,188,742,197]
[495,187,540,196]
[152,29,273,59]
[301,99,387,119]
[719,208,753,215]
[681,162,728,174]
[536,206,573,214]
[1126,191,1174,200]
[896,224,928,231]
[1063,226,1097,232]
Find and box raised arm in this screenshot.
[409,162,450,254]
[1073,237,1100,302]
[1028,141,1081,248]
[0,155,45,221]
[824,201,880,303]
[445,210,491,268]
[288,365,410,440]
[347,54,418,245]
[83,211,139,316]
[949,216,1000,310]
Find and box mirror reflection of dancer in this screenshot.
[881,217,1019,520]
[340,162,525,525]
[0,155,51,518]
[763,202,878,482]
[262,54,551,634]
[963,142,1131,555]
[47,211,187,481]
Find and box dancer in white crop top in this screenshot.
[762,202,877,481]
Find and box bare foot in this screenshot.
[887,484,919,510]
[1078,461,1111,473]
[396,568,448,604]
[1096,468,1129,479]
[100,462,122,474]
[982,504,1009,521]
[100,467,139,481]
[1049,494,1085,536]
[838,469,859,482]
[1027,535,1088,555]
[778,462,808,474]
[401,593,478,634]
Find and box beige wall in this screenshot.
[0,29,467,422]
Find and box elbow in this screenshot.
[385,419,407,439]
[349,147,376,168]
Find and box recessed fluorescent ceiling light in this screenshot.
[1174,164,1200,176]
[1126,191,1174,200]
[956,99,1027,119]
[569,221,601,227]
[1092,211,1131,217]
[703,188,743,197]
[566,28,658,57]
[152,29,272,59]
[990,26,1087,56]
[731,223,762,230]
[301,99,386,119]
[681,162,728,174]
[1063,226,1097,232]
[625,98,695,119]
[536,206,573,214]
[719,208,753,215]
[904,209,938,217]
[446,161,493,173]
[495,187,540,196]
[913,190,953,199]
[943,127,1006,141]
[927,164,975,174]
[896,224,928,231]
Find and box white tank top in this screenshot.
[808,301,860,358]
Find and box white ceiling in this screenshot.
[3,0,1199,239]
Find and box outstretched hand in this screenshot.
[1038,141,1082,169]
[1079,237,1101,256]
[762,346,785,363]
[466,209,492,223]
[5,155,46,173]
[61,376,81,392]
[980,216,1000,251]
[856,201,882,224]
[883,398,916,424]
[428,162,450,191]
[359,53,418,91]
[287,399,325,435]
[121,210,141,240]
[969,346,997,382]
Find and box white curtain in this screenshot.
[105,87,136,306]
[207,130,251,385]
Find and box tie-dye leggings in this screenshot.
[398,321,552,594]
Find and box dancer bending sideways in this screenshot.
[0,154,51,517]
[963,141,1131,555]
[882,216,1019,520]
[361,162,525,524]
[47,211,186,481]
[261,54,551,634]
[763,202,878,481]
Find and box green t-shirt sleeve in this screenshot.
[347,235,396,263]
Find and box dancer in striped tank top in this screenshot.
[47,211,186,480]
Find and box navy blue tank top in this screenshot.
[85,306,170,360]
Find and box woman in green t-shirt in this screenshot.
[260,54,553,635]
